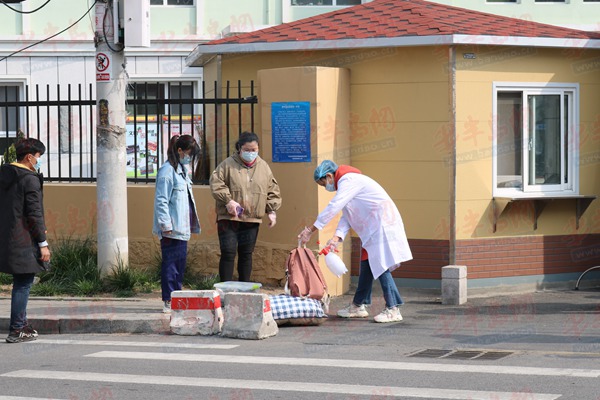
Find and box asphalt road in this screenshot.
[1,287,599,400]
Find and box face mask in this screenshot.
[33,155,43,172]
[180,155,191,165]
[325,177,336,192]
[240,151,258,163]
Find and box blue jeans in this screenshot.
[160,237,188,302]
[10,273,36,332]
[353,259,403,308]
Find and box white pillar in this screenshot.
[95,0,129,276]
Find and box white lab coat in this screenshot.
[314,173,413,279]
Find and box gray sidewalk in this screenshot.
[1,287,599,341]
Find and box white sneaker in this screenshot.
[374,306,403,323]
[162,301,171,314]
[337,303,369,318]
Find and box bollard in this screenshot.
[169,290,224,335]
[221,292,278,340]
[441,265,467,305]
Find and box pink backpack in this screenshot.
[284,245,329,307]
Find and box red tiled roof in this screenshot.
[207,0,600,45]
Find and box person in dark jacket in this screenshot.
[0,138,50,343]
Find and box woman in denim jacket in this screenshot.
[153,135,201,313]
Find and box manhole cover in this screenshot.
[408,349,453,358]
[473,351,513,360]
[408,349,513,360]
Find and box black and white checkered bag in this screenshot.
[269,294,326,320]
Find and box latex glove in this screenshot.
[268,212,276,228]
[298,226,314,245]
[226,200,242,216]
[326,236,341,252]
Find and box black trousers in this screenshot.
[217,220,260,282]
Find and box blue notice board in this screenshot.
[271,101,311,162]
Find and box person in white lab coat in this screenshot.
[298,160,412,323]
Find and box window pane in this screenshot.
[168,83,194,116]
[150,0,164,5]
[127,83,163,117]
[528,95,561,185]
[563,95,569,184]
[497,92,522,189]
[167,0,194,5]
[337,0,362,5]
[0,86,19,135]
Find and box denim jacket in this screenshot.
[153,162,201,241]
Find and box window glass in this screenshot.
[151,0,194,5]
[497,92,522,189]
[487,0,517,2]
[0,85,19,136]
[527,95,562,186]
[127,82,195,117]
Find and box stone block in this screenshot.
[221,292,278,340]
[441,265,467,305]
[169,290,223,336]
[441,265,467,279]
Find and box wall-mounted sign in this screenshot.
[271,101,310,163]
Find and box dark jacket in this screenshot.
[0,163,48,274]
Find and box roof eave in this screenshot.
[186,35,600,67]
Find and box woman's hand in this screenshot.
[268,212,276,228]
[226,200,242,216]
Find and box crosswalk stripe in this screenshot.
[0,397,67,400]
[31,339,238,350]
[86,351,600,378]
[1,370,561,400]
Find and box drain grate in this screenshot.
[409,349,513,360]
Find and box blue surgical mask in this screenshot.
[180,155,191,165]
[240,151,258,163]
[325,177,336,192]
[34,155,43,172]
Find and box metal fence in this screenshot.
[0,80,257,184]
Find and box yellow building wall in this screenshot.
[219,47,453,240]
[454,46,600,240]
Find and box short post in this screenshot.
[441,265,467,305]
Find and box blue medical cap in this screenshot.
[314,160,338,181]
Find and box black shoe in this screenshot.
[6,328,37,343]
[22,323,39,338]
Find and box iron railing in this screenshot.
[0,80,257,184]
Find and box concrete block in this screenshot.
[441,265,467,279]
[221,292,278,340]
[169,290,223,336]
[441,265,467,305]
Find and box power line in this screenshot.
[0,0,98,62]
[0,0,53,14]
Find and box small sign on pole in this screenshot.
[96,52,111,81]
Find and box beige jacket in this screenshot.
[209,153,282,223]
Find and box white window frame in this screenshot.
[291,0,364,6]
[0,79,27,138]
[492,82,579,198]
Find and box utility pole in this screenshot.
[95,0,128,276]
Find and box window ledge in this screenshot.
[492,195,596,232]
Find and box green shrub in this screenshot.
[0,273,13,285]
[71,279,103,296]
[184,272,220,290]
[30,281,62,297]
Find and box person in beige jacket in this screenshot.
[209,131,282,282]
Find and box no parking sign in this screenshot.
[96,52,111,81]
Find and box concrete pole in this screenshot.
[95,0,129,276]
